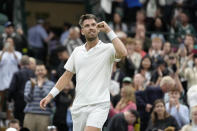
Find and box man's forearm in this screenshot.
[48,71,73,98]
[111,37,127,58]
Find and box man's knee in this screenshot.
[84,126,101,131]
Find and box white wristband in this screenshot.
[49,87,60,98]
[107,30,117,41]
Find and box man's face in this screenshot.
[81,19,99,41]
[35,65,47,78]
[126,112,136,125]
[5,26,14,35]
[184,36,194,46]
[57,51,69,61]
[169,91,180,100]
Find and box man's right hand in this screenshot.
[40,94,53,110]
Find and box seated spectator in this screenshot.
[133,73,145,91]
[165,86,189,128]
[23,63,55,131]
[150,57,169,86]
[107,109,140,131]
[182,105,197,131]
[146,99,180,131]
[136,76,175,130]
[111,76,133,107]
[149,37,163,59]
[118,38,138,77]
[135,39,146,58]
[134,24,151,52]
[137,55,153,88]
[8,119,20,131]
[108,12,128,33]
[110,86,136,118]
[177,11,196,42]
[62,26,83,55]
[182,54,197,90]
[151,17,167,42]
[162,42,172,57]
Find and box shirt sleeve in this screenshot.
[39,27,48,40]
[64,49,76,73]
[108,43,120,62]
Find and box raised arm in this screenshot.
[40,70,73,109]
[96,21,127,58]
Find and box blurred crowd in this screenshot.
[1,0,197,131]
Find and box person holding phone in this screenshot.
[0,37,22,112]
[40,14,127,131]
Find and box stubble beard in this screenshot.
[86,35,97,42]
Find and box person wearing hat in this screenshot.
[0,21,28,52]
[150,56,170,86]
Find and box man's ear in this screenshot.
[81,28,84,35]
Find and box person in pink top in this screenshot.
[110,86,137,131]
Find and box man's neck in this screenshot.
[85,37,99,51]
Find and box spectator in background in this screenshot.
[130,9,146,34]
[165,86,189,128]
[0,37,22,112]
[23,63,54,131]
[8,55,35,126]
[53,83,75,131]
[108,109,140,131]
[136,76,175,130]
[182,105,197,131]
[29,57,36,71]
[118,38,137,77]
[135,39,146,58]
[108,12,128,33]
[146,99,180,131]
[0,21,28,53]
[8,119,20,131]
[60,22,71,45]
[184,34,195,55]
[62,26,83,55]
[177,11,196,42]
[51,46,69,81]
[134,24,151,52]
[151,17,166,42]
[137,55,153,88]
[110,86,136,118]
[28,19,54,62]
[162,42,172,57]
[149,37,163,59]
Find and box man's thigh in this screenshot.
[71,105,89,131]
[86,102,110,130]
[85,126,100,131]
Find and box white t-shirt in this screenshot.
[64,40,116,106]
[0,51,22,91]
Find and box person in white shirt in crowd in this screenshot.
[40,14,127,131]
[62,26,83,55]
[0,37,22,112]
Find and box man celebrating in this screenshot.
[40,14,127,131]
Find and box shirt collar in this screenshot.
[83,40,101,51]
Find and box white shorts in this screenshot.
[71,102,110,131]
